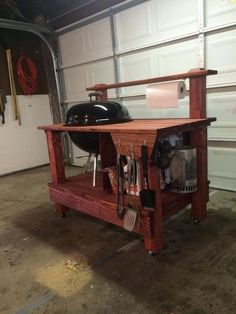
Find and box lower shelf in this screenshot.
[49,172,191,234]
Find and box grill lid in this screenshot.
[64,94,132,154]
[64,100,132,126]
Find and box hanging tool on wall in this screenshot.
[6,48,21,125]
[16,54,39,95]
[0,89,7,124]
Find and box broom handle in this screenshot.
[6,49,21,125]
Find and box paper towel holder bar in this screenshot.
[86,68,218,119]
[86,69,217,92]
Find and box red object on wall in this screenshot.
[16,54,39,95]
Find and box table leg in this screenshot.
[45,130,69,215]
[144,165,164,253]
[55,203,69,217]
[191,127,208,221]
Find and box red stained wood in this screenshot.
[86,69,217,91]
[145,164,164,252]
[38,118,215,135]
[99,133,117,190]
[48,173,191,238]
[40,118,216,253]
[54,203,69,215]
[111,132,156,158]
[161,192,191,219]
[190,127,208,221]
[190,76,206,118]
[45,130,65,183]
[95,86,108,102]
[48,173,145,234]
[39,68,217,253]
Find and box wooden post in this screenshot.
[93,84,108,102]
[45,130,65,183]
[144,164,164,253]
[45,130,68,215]
[190,127,208,221]
[189,74,208,220]
[189,76,206,119]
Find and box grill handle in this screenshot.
[89,91,104,102]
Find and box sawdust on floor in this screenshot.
[34,258,92,298]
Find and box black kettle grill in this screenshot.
[64,92,132,185]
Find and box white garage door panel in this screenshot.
[206,29,236,87]
[116,0,198,52]
[208,147,236,191]
[88,59,116,99]
[0,95,51,175]
[59,18,112,67]
[119,50,157,97]
[207,91,236,122]
[205,0,236,28]
[207,91,236,141]
[116,1,156,52]
[123,98,158,119]
[58,0,236,191]
[120,39,198,97]
[84,18,113,60]
[158,39,198,78]
[64,59,116,102]
[59,28,86,67]
[155,0,198,39]
[64,65,89,101]
[208,123,236,142]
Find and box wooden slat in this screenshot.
[111,133,156,158]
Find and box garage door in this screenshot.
[57,0,236,191]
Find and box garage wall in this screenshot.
[58,0,236,191]
[0,95,51,175]
[0,31,53,176]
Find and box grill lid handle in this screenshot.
[89,91,104,102]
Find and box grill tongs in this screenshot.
[116,152,125,219]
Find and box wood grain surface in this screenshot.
[86,69,217,91]
[38,118,216,134]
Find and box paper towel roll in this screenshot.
[146,80,186,109]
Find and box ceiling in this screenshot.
[0,0,126,29]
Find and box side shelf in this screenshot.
[48,172,191,235]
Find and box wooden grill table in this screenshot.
[38,69,217,253]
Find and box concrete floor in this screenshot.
[0,166,235,314]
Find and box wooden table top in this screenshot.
[38,118,216,135]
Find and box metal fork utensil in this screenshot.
[116,152,125,219]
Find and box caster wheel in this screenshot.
[193,218,200,224]
[61,212,66,218]
[148,251,156,256]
